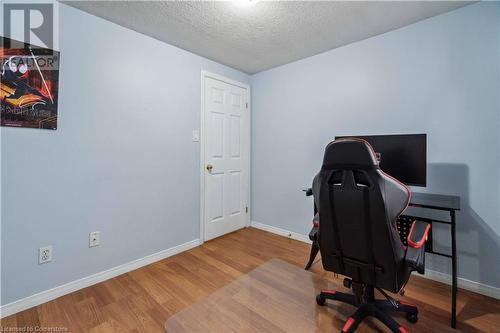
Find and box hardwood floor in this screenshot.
[1,227,499,332]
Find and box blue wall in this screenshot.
[0,3,249,305]
[251,2,500,288]
[2,1,499,307]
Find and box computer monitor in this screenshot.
[335,134,427,187]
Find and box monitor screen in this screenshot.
[335,134,427,187]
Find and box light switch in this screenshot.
[192,130,200,142]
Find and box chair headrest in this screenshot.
[322,138,379,170]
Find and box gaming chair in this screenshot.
[311,138,430,333]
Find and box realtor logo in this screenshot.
[3,2,56,50]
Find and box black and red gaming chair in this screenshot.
[312,138,430,333]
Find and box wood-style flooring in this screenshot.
[1,227,499,332]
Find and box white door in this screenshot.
[202,74,249,241]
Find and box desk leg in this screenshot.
[451,210,457,328]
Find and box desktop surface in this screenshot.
[410,192,460,211]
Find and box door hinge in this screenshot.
[246,102,248,109]
[246,206,249,213]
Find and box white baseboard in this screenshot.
[251,221,311,244]
[250,220,500,300]
[0,238,201,318]
[417,268,500,300]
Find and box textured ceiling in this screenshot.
[63,1,473,74]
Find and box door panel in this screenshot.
[208,172,224,222]
[230,115,241,157]
[210,112,224,158]
[204,76,249,241]
[229,171,241,215]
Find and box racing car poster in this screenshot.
[1,37,60,130]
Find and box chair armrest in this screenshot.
[407,220,431,249]
[405,220,430,274]
[309,213,319,241]
[312,213,319,228]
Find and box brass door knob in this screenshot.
[206,164,213,172]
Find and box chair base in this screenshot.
[316,289,418,333]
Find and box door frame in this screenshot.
[199,70,251,243]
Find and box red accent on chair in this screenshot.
[398,300,416,308]
[399,326,409,333]
[342,317,355,332]
[322,289,337,295]
[407,221,431,249]
[313,220,319,227]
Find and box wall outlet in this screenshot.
[192,129,200,142]
[39,246,53,264]
[89,231,100,247]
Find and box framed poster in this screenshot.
[1,37,60,130]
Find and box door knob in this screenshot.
[206,164,213,172]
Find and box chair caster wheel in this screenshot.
[316,294,326,306]
[406,312,418,323]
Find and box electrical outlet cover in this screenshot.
[89,231,100,247]
[39,246,53,264]
[192,129,200,142]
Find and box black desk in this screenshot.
[400,192,460,328]
[305,191,460,328]
[409,192,460,211]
